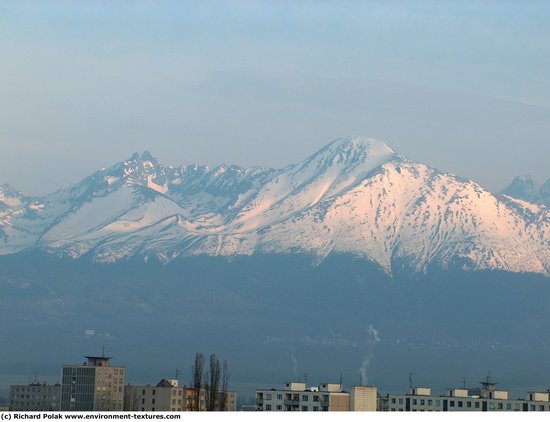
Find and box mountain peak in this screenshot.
[129,151,158,164]
[0,183,21,199]
[501,175,550,206]
[328,136,394,152]
[305,136,395,170]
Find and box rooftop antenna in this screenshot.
[102,344,105,358]
[462,370,467,389]
[304,372,308,385]
[339,372,343,386]
[409,372,413,389]
[176,368,180,381]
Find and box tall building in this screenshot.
[60,356,125,411]
[9,382,61,411]
[256,382,351,411]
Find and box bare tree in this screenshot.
[219,359,229,411]
[192,352,230,411]
[192,352,204,411]
[206,354,221,411]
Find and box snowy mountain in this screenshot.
[1,136,548,275]
[501,175,550,207]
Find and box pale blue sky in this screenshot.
[1,0,549,195]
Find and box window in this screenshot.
[450,401,455,407]
[475,402,480,409]
[266,394,272,400]
[399,398,403,405]
[458,401,463,408]
[498,403,503,410]
[391,398,396,404]
[435,400,440,407]
[302,395,309,401]
[428,400,432,406]
[302,406,308,411]
[420,399,425,405]
[313,396,320,402]
[313,406,318,411]
[506,404,511,410]
[152,399,155,404]
[276,405,282,411]
[265,405,271,411]
[540,405,545,411]
[277,394,283,400]
[467,401,472,408]
[412,399,417,405]
[152,390,156,395]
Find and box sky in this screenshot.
[1,0,549,196]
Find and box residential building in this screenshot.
[60,356,125,411]
[384,381,550,412]
[124,379,184,411]
[9,382,61,411]
[350,386,378,411]
[124,380,237,411]
[256,382,351,411]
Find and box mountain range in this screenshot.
[1,136,548,275]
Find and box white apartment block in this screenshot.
[256,383,377,411]
[382,382,550,412]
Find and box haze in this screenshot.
[1,0,549,196]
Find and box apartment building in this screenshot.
[124,379,185,411]
[124,380,237,411]
[384,381,550,412]
[9,382,61,411]
[256,382,347,411]
[60,356,125,411]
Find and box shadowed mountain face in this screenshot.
[0,137,548,275]
[501,175,550,207]
[0,253,549,399]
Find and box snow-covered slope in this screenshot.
[1,137,548,275]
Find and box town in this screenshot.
[4,353,550,412]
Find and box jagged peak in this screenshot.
[128,151,158,164]
[0,183,22,198]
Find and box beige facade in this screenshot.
[124,380,237,411]
[61,356,125,411]
[350,386,377,411]
[124,380,184,411]
[256,382,358,411]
